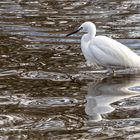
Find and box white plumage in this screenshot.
[66,21,140,69]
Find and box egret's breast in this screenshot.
[81,35,95,64]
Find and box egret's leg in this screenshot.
[112,68,116,76]
[106,68,115,76]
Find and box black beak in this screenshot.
[66,27,82,37]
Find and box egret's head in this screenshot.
[80,22,96,33]
[66,21,96,37]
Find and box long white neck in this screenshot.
[81,22,96,47]
[89,23,96,37]
[86,24,96,41]
[82,26,96,42]
[80,25,96,65]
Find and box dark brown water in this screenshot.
[0,0,140,139]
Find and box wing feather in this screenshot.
[88,36,140,67]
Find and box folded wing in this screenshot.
[88,36,140,68]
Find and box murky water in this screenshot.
[0,0,140,139]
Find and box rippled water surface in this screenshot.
[0,0,140,139]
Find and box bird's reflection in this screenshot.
[85,74,140,121]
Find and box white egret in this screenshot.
[66,21,140,71]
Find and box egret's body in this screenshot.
[66,22,140,69]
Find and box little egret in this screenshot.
[66,21,140,71]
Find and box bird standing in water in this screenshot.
[66,22,140,72]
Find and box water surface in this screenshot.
[0,0,140,139]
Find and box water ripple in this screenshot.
[0,114,24,128]
[20,71,71,81]
[19,97,79,108]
